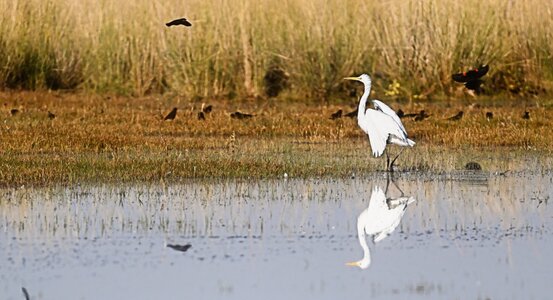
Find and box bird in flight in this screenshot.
[344,74,415,171]
[452,64,489,93]
[166,18,192,27]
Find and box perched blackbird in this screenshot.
[447,111,464,121]
[230,111,253,119]
[414,110,430,121]
[522,111,530,120]
[344,108,358,118]
[330,109,342,120]
[166,18,192,27]
[485,111,493,120]
[396,109,405,118]
[202,104,213,114]
[452,64,489,93]
[48,111,56,119]
[197,111,206,120]
[166,243,192,252]
[164,107,178,120]
[10,108,19,116]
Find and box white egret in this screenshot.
[346,185,415,269]
[344,74,415,171]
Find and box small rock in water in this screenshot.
[465,161,482,171]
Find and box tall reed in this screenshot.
[0,0,551,99]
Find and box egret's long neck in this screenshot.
[358,79,371,119]
[357,223,371,267]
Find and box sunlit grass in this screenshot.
[0,0,552,98]
[1,91,552,186]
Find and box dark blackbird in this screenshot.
[344,108,358,118]
[10,108,19,116]
[167,243,192,252]
[164,107,178,120]
[202,105,213,114]
[485,111,493,120]
[452,64,489,93]
[230,111,253,119]
[330,109,342,120]
[48,111,56,119]
[447,111,464,121]
[166,18,192,27]
[197,111,206,120]
[414,110,430,121]
[396,109,405,118]
[522,111,530,120]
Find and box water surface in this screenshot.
[1,173,552,299]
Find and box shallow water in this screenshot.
[1,173,552,300]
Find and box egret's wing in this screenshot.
[358,109,388,157]
[367,186,386,210]
[373,231,390,243]
[372,100,407,136]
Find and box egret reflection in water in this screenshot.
[347,183,415,269]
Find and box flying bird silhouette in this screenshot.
[452,64,489,93]
[166,18,192,27]
[164,107,178,120]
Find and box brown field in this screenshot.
[1,0,552,98]
[1,90,552,187]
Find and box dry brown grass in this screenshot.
[1,91,552,186]
[0,0,552,98]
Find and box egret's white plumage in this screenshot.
[344,74,415,159]
[347,186,415,269]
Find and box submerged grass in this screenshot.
[1,91,553,186]
[0,0,552,98]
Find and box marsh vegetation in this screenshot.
[1,91,552,186]
[0,0,552,98]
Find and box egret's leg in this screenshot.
[389,148,405,172]
[385,152,391,172]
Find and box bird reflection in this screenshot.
[347,181,415,269]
